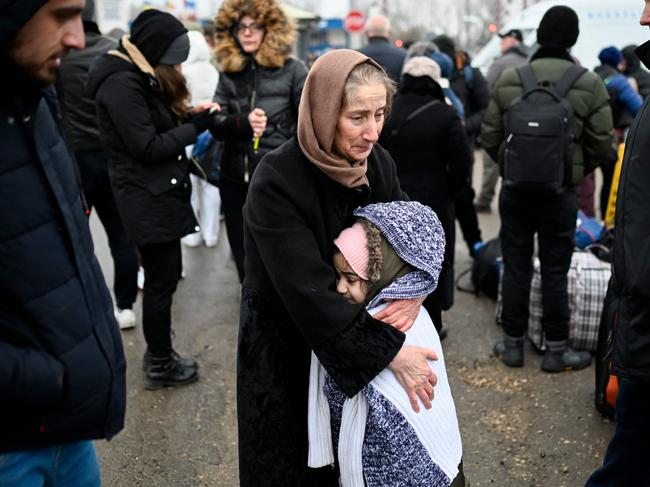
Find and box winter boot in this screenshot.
[144,354,199,390]
[493,334,524,367]
[541,339,592,373]
[142,349,198,372]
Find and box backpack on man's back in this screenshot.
[502,64,586,191]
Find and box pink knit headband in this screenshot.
[334,222,370,280]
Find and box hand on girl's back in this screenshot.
[374,295,426,332]
[389,345,438,413]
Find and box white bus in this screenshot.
[473,0,648,73]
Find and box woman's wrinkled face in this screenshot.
[333,83,387,163]
[333,252,368,305]
[236,15,265,53]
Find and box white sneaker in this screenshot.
[203,237,218,247]
[114,308,136,330]
[137,267,145,291]
[181,233,202,247]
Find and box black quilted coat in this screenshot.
[88,52,198,246]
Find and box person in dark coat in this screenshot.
[58,2,139,330]
[212,0,308,281]
[481,5,615,372]
[379,56,471,320]
[0,0,126,483]
[622,43,650,99]
[586,18,650,485]
[434,34,489,256]
[358,14,407,84]
[238,50,439,487]
[88,9,213,390]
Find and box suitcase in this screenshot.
[496,251,610,352]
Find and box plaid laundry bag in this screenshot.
[496,251,610,351]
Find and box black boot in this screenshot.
[493,334,524,367]
[541,339,591,373]
[142,349,198,372]
[144,354,199,390]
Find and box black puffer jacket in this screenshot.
[212,57,307,183]
[88,51,198,246]
[609,41,650,382]
[0,82,126,452]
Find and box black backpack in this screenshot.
[503,64,586,192]
[456,238,502,300]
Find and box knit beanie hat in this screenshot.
[1,0,48,43]
[599,46,623,68]
[429,51,454,78]
[129,9,188,66]
[82,0,96,22]
[536,6,579,49]
[334,222,370,280]
[159,32,191,65]
[433,35,456,63]
[402,56,441,83]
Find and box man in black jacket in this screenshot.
[434,34,488,256]
[0,1,126,483]
[359,15,406,84]
[622,43,650,99]
[58,1,139,330]
[587,6,650,485]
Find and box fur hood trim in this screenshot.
[213,0,295,72]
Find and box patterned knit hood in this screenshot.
[353,201,445,308]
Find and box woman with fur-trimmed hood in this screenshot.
[211,0,308,281]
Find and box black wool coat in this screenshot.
[379,76,472,308]
[609,41,650,382]
[88,53,198,246]
[0,86,126,452]
[238,137,407,486]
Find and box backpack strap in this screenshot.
[388,99,440,139]
[553,65,587,97]
[515,65,538,93]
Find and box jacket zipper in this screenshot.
[244,62,259,184]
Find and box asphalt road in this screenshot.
[91,167,613,486]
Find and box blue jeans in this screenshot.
[586,377,650,486]
[0,441,100,486]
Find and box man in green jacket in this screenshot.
[481,6,616,372]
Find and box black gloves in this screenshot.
[189,109,213,134]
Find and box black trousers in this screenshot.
[586,377,650,486]
[455,158,482,253]
[76,149,138,310]
[499,186,576,341]
[138,240,182,357]
[220,177,247,282]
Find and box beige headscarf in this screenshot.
[297,49,383,188]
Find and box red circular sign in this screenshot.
[344,10,365,33]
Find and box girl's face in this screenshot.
[235,15,265,54]
[333,252,368,305]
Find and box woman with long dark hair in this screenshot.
[89,10,217,390]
